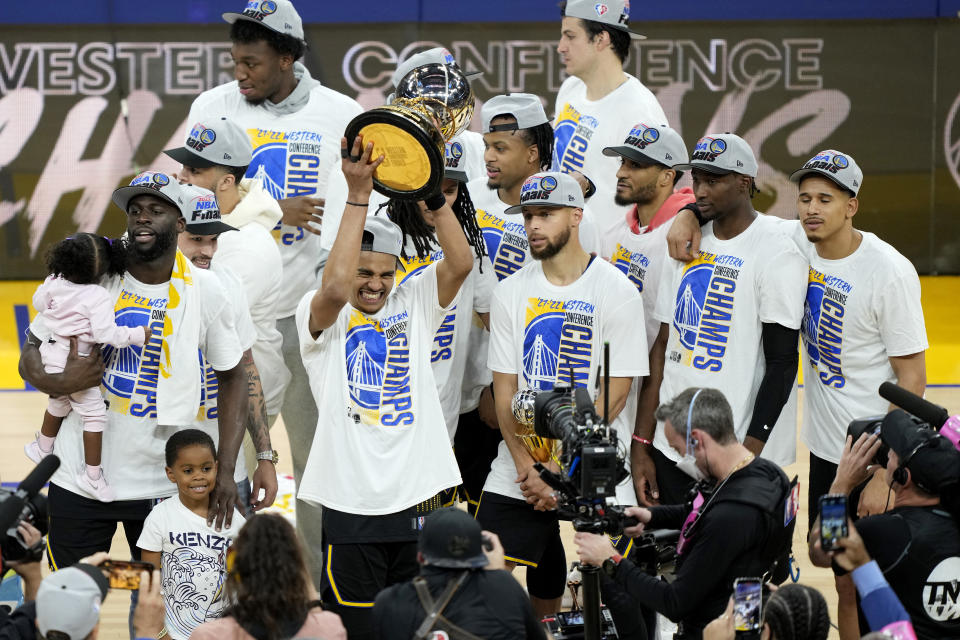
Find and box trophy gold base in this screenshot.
[343,106,445,201]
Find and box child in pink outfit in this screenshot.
[25,233,151,502]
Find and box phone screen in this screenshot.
[819,494,848,552]
[102,560,154,590]
[734,578,762,633]
[558,611,585,626]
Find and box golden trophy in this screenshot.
[344,63,475,200]
[511,389,560,464]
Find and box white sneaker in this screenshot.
[24,434,53,464]
[77,469,116,502]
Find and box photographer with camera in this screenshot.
[372,508,547,639]
[809,410,960,639]
[575,388,795,639]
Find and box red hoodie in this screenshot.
[627,187,695,234]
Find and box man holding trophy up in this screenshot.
[294,63,477,640]
[478,171,648,616]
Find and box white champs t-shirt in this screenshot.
[295,263,462,515]
[653,214,808,467]
[601,219,671,352]
[137,497,245,640]
[394,239,495,441]
[793,228,928,463]
[553,74,668,241]
[34,270,242,500]
[485,257,649,504]
[189,66,362,319]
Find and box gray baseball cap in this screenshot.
[789,149,863,196]
[505,172,584,214]
[563,0,646,40]
[391,47,482,89]
[675,133,758,178]
[603,123,689,169]
[112,171,191,216]
[164,117,253,169]
[361,214,403,257]
[482,93,548,133]
[181,184,237,236]
[444,135,469,183]
[223,0,304,42]
[37,564,109,640]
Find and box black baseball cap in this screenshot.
[418,508,488,569]
[881,410,960,495]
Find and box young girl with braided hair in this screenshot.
[24,233,151,501]
[704,583,831,640]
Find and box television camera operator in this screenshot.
[574,388,795,640]
[809,409,960,639]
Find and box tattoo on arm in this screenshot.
[242,351,271,453]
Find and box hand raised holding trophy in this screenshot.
[344,48,477,200]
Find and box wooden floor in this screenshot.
[2,387,958,639]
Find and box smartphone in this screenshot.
[819,493,848,552]
[733,577,763,634]
[101,560,155,590]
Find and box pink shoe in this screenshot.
[77,468,116,502]
[24,433,54,464]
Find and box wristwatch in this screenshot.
[602,554,622,578]
[256,450,279,465]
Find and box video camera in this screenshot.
[846,382,960,466]
[0,455,58,564]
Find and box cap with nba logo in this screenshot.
[674,133,758,178]
[391,47,483,89]
[563,0,646,40]
[223,0,304,42]
[112,172,189,215]
[444,135,469,183]
[181,184,237,236]
[505,172,584,214]
[602,123,689,169]
[164,117,253,169]
[789,150,863,196]
[482,93,548,133]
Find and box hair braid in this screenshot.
[763,584,830,640]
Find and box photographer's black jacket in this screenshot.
[610,458,791,639]
[372,566,547,640]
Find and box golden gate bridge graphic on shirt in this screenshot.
[252,163,285,201]
[346,339,385,408]
[523,334,559,390]
[675,283,703,345]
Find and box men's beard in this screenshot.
[128,227,177,263]
[614,182,658,207]
[530,227,570,260]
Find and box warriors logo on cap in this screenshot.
[540,175,558,192]
[789,149,863,195]
[187,125,217,152]
[243,0,277,19]
[708,139,727,155]
[131,172,170,190]
[832,155,849,169]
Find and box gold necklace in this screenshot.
[723,453,755,482]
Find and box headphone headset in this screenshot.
[686,389,703,450]
[892,434,942,493]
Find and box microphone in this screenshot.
[0,455,60,533]
[878,382,949,428]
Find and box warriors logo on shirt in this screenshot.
[801,267,850,389]
[553,103,600,175]
[101,290,167,418]
[246,128,325,246]
[610,244,649,292]
[344,310,414,426]
[476,209,528,281]
[522,297,596,390]
[669,252,742,372]
[395,251,457,363]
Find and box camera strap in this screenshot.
[412,571,485,640]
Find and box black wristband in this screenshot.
[681,202,706,226]
[424,192,446,211]
[346,201,369,207]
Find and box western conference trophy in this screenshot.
[344,63,475,200]
[511,389,559,464]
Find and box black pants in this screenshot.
[652,447,695,506]
[454,408,502,515]
[807,453,838,533]
[47,482,152,569]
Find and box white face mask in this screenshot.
[676,389,706,482]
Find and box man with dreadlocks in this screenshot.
[381,134,495,455]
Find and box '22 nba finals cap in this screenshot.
[675,133,758,178]
[563,0,647,40]
[223,0,305,42]
[164,117,253,169]
[505,172,585,214]
[789,149,863,196]
[603,123,689,170]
